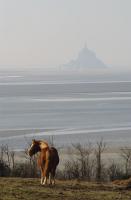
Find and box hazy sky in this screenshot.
[0,0,131,68]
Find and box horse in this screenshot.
[28,139,59,185]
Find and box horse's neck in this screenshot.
[39,147,50,161]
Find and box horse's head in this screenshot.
[28,139,49,157]
[28,139,41,156]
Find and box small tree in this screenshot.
[72,142,93,180]
[0,144,16,176]
[95,139,106,182]
[3,144,11,167]
[120,147,131,177]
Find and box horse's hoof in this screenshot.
[42,183,47,186]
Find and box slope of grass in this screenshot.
[0,177,131,200]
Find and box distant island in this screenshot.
[63,44,107,69]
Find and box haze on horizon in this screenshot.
[0,0,131,71]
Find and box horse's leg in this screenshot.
[43,173,50,185]
[38,158,44,185]
[40,167,44,185]
[43,176,47,185]
[41,177,44,184]
[51,168,56,185]
[41,170,48,185]
[49,172,52,185]
[41,175,44,185]
[42,160,49,185]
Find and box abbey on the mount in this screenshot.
[63,44,107,69]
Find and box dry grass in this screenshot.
[0,178,131,200]
[113,178,131,189]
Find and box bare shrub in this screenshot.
[63,160,80,179]
[11,159,38,178]
[107,160,124,181]
[0,159,10,177]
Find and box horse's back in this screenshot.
[38,146,59,172]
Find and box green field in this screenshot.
[0,178,131,200]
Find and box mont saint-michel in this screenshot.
[63,44,107,69]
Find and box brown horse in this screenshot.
[28,139,59,185]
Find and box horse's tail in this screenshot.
[50,147,59,165]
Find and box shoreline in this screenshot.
[0,128,131,152]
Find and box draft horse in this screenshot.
[28,139,59,185]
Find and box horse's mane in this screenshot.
[39,140,49,150]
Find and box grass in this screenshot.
[0,177,131,200]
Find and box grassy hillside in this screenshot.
[0,178,131,200]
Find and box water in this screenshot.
[0,71,131,150]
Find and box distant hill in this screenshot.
[63,44,107,69]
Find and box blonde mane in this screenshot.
[39,140,49,149]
